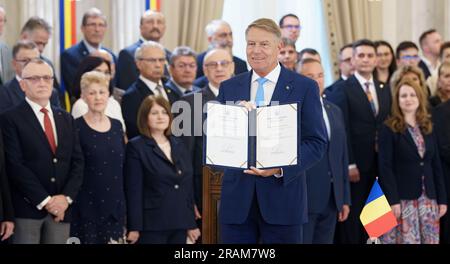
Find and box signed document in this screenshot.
[256,104,297,168]
[205,103,249,168]
[205,102,298,169]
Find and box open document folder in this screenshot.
[204,102,298,169]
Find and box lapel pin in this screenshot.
[286,86,290,90]
[380,84,384,89]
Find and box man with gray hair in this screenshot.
[166,46,200,97]
[61,7,117,98]
[194,20,247,86]
[117,10,171,90]
[20,16,62,103]
[121,41,178,139]
[0,6,14,84]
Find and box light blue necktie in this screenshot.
[255,77,268,107]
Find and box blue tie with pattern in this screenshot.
[255,77,268,107]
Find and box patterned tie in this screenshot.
[255,77,268,107]
[364,82,377,116]
[40,108,56,154]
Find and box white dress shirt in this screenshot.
[320,98,331,140]
[250,64,281,105]
[209,84,219,97]
[139,75,169,101]
[83,39,102,53]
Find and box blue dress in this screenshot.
[71,117,126,244]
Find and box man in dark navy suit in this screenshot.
[121,41,179,139]
[298,58,351,244]
[0,41,60,114]
[194,20,247,88]
[166,46,200,97]
[60,8,117,98]
[327,39,391,244]
[1,58,83,244]
[324,44,354,98]
[116,10,171,90]
[217,18,327,244]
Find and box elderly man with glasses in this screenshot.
[166,46,201,97]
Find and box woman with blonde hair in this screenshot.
[378,78,447,244]
[390,65,430,98]
[429,62,450,107]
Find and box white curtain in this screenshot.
[111,0,145,53]
[222,0,333,86]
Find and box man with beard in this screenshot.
[116,10,171,90]
[194,20,247,87]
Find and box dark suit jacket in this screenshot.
[323,77,345,99]
[180,86,217,210]
[121,78,179,139]
[196,51,248,79]
[125,135,197,231]
[432,101,450,203]
[305,100,351,214]
[378,124,447,205]
[0,129,14,222]
[418,60,432,79]
[216,65,327,225]
[0,101,84,220]
[165,79,200,98]
[61,41,117,97]
[326,75,391,174]
[0,78,61,114]
[116,40,171,90]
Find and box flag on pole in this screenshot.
[59,0,77,112]
[146,0,161,11]
[360,179,398,238]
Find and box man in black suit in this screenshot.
[0,41,60,114]
[60,8,116,97]
[166,46,200,97]
[0,129,14,243]
[194,20,247,87]
[121,41,179,139]
[327,39,391,244]
[177,48,235,218]
[324,44,354,98]
[116,10,171,90]
[433,100,450,243]
[298,58,351,244]
[1,58,84,244]
[419,29,443,80]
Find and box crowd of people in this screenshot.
[0,6,449,245]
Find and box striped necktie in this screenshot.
[364,82,377,116]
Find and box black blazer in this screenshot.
[432,101,450,202]
[125,135,196,232]
[378,124,447,205]
[180,86,217,209]
[0,129,14,222]
[327,75,391,174]
[121,78,179,139]
[0,101,84,220]
[418,60,432,79]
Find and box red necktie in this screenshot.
[40,108,56,154]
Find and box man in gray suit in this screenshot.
[0,7,14,85]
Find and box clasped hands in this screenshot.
[45,195,69,222]
[239,101,282,178]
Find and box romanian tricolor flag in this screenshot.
[59,0,77,112]
[360,179,398,238]
[146,0,161,11]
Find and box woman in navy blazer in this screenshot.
[379,78,447,244]
[125,96,200,244]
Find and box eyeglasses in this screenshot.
[204,60,232,69]
[84,23,107,29]
[281,25,301,30]
[174,63,197,70]
[22,75,54,83]
[216,32,233,39]
[400,55,420,61]
[340,58,351,63]
[15,58,33,64]
[138,57,166,64]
